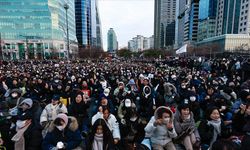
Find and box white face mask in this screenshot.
[11,92,18,98]
[190,96,196,102]
[163,118,170,124]
[56,125,65,131]
[130,116,137,122]
[16,120,26,128]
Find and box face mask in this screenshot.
[190,96,196,102]
[56,125,65,131]
[130,116,137,122]
[163,118,170,124]
[11,92,18,98]
[181,85,186,89]
[16,120,26,128]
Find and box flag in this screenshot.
[176,44,187,54]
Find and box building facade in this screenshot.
[107,28,118,52]
[0,0,78,60]
[174,0,186,49]
[216,0,241,35]
[184,0,199,43]
[197,0,217,41]
[75,0,102,49]
[128,35,154,52]
[238,0,250,34]
[197,34,250,53]
[154,0,176,49]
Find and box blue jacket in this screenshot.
[42,116,82,150]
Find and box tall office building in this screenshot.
[184,0,199,43]
[107,28,118,52]
[75,0,102,49]
[174,0,186,49]
[198,0,217,41]
[154,0,176,49]
[216,0,241,35]
[0,0,78,60]
[238,0,250,34]
[128,35,154,52]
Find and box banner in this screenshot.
[176,44,187,54]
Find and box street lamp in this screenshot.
[64,3,70,60]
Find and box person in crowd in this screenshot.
[42,113,82,150]
[91,106,121,145]
[144,106,177,150]
[113,82,128,109]
[118,99,145,149]
[68,91,90,135]
[86,118,115,150]
[12,98,42,150]
[40,94,68,137]
[174,100,201,150]
[198,107,230,150]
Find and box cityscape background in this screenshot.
[0,0,250,60]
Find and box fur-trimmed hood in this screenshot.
[154,106,174,121]
[163,82,177,96]
[48,116,78,132]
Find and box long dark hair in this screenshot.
[87,118,114,150]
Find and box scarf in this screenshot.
[93,133,103,150]
[11,121,31,150]
[207,119,221,148]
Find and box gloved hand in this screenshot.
[121,119,126,125]
[56,141,65,149]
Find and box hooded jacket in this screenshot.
[144,106,177,146]
[42,116,82,150]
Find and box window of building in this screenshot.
[246,4,249,7]
[244,22,247,25]
[244,28,246,31]
[44,43,48,49]
[240,29,242,32]
[60,44,64,49]
[241,23,243,26]
[245,10,248,13]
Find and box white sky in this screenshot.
[98,0,154,51]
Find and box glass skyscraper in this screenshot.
[154,0,176,49]
[198,0,217,41]
[216,0,241,35]
[75,0,102,49]
[0,0,77,60]
[107,28,118,52]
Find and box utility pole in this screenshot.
[64,3,70,60]
[0,33,3,60]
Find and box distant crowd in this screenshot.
[0,57,250,150]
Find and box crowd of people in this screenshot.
[0,56,250,150]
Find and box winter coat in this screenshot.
[68,101,90,128]
[91,112,121,140]
[42,116,82,150]
[198,119,228,146]
[144,106,177,146]
[23,123,43,150]
[173,110,200,141]
[40,103,68,124]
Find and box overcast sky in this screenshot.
[98,0,154,51]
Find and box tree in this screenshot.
[143,49,165,58]
[117,48,132,58]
